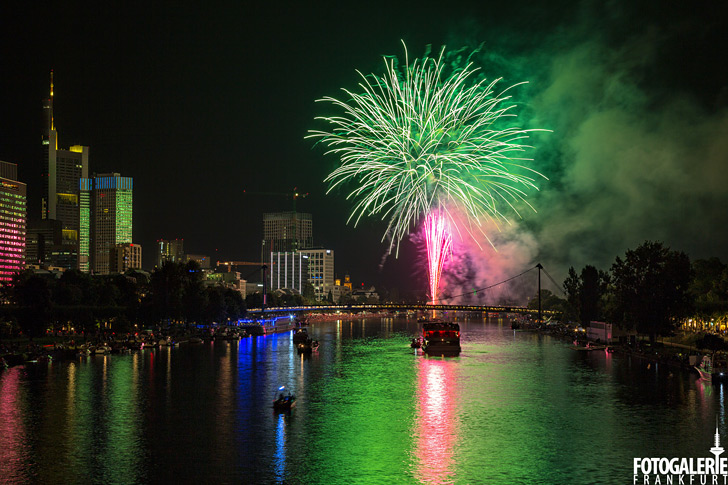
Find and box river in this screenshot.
[0,316,725,484]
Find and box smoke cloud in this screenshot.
[437,1,728,299]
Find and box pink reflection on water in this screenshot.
[414,359,457,483]
[0,367,29,482]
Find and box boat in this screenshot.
[292,328,309,344]
[694,355,728,383]
[421,321,461,355]
[696,355,713,380]
[188,337,203,344]
[94,343,111,355]
[273,386,296,412]
[297,338,318,354]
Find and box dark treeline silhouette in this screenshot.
[0,261,245,337]
[554,241,726,341]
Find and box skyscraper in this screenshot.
[0,161,26,284]
[261,212,313,261]
[80,173,133,274]
[42,70,88,269]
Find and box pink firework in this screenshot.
[424,212,453,305]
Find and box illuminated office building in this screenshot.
[80,173,133,274]
[269,251,309,293]
[0,161,26,283]
[157,239,184,267]
[42,70,88,269]
[298,248,334,301]
[110,243,142,273]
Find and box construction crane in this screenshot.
[216,261,264,272]
[243,188,310,301]
[243,186,311,252]
[242,188,309,213]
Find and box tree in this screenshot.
[149,261,185,322]
[182,261,206,323]
[527,289,568,315]
[609,241,693,341]
[302,282,316,303]
[12,273,53,337]
[563,267,581,323]
[690,258,728,318]
[696,333,727,352]
[563,265,610,326]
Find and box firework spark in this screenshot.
[309,43,545,299]
[424,212,452,304]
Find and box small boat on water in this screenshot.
[694,355,728,383]
[696,355,714,380]
[296,338,319,354]
[292,328,309,345]
[273,386,296,412]
[422,321,461,356]
[94,344,111,355]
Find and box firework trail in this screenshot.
[309,43,545,302]
[424,212,452,304]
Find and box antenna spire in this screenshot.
[49,69,55,130]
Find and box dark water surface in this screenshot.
[1,317,725,484]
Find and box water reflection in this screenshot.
[414,359,457,483]
[274,413,287,481]
[3,319,728,483]
[0,367,28,482]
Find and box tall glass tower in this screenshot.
[0,161,26,284]
[42,70,88,269]
[79,173,133,274]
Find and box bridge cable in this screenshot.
[540,266,568,298]
[438,266,538,302]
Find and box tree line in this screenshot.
[530,241,728,341]
[0,261,245,337]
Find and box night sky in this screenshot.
[2,1,727,298]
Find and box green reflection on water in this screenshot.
[292,322,419,483]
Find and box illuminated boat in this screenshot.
[292,328,309,344]
[422,321,461,355]
[695,355,728,383]
[296,338,319,354]
[273,386,296,412]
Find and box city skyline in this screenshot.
[1,1,727,295]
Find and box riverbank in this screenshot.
[517,321,721,373]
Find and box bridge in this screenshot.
[247,303,560,316]
[246,263,564,319]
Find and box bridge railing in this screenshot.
[247,303,559,315]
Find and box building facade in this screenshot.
[109,243,142,273]
[0,161,26,284]
[261,212,313,261]
[25,219,62,266]
[298,248,334,301]
[80,173,133,274]
[42,71,88,269]
[157,239,184,267]
[268,251,309,293]
[183,254,210,270]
